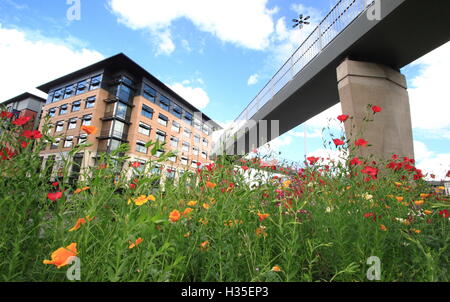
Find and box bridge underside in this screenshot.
[227,0,450,155]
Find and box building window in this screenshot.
[168,155,177,163]
[159,95,170,111]
[55,121,64,132]
[183,111,193,125]
[59,104,68,115]
[191,160,198,168]
[181,157,188,165]
[136,141,147,154]
[68,118,77,130]
[72,101,81,112]
[78,134,88,144]
[46,92,54,104]
[183,129,191,138]
[138,122,151,136]
[143,83,156,102]
[158,114,168,127]
[194,120,202,131]
[48,108,57,117]
[194,135,200,144]
[202,125,211,135]
[201,152,207,159]
[81,114,92,126]
[111,120,127,139]
[171,121,180,133]
[203,138,208,147]
[170,137,179,148]
[76,79,89,95]
[64,84,76,99]
[86,96,96,109]
[171,104,182,119]
[156,130,166,142]
[193,147,199,156]
[89,74,102,91]
[64,136,74,148]
[156,150,164,158]
[141,104,154,119]
[51,138,61,149]
[182,142,190,152]
[53,88,64,102]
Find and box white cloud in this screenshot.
[407,41,450,132]
[109,0,277,53]
[247,73,259,86]
[0,25,104,101]
[154,29,176,56]
[168,82,210,109]
[413,141,450,180]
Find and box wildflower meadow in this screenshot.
[0,106,448,282]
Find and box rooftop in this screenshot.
[1,92,46,107]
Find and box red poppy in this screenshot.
[22,130,43,140]
[355,139,368,147]
[337,114,349,122]
[47,192,63,201]
[20,141,28,148]
[196,162,202,166]
[372,106,382,113]
[361,166,379,179]
[129,183,136,190]
[131,162,141,168]
[12,116,31,126]
[392,154,399,160]
[446,170,450,178]
[0,148,15,160]
[52,182,59,187]
[333,139,345,146]
[1,111,13,119]
[241,166,249,171]
[439,209,449,218]
[350,157,363,166]
[307,156,320,165]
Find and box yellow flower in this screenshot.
[256,226,268,238]
[128,195,154,206]
[202,203,210,210]
[282,180,291,188]
[199,218,208,225]
[438,186,445,190]
[394,182,402,187]
[183,232,191,238]
[395,196,404,202]
[420,193,431,198]
[362,192,373,200]
[271,265,282,272]
[187,201,198,207]
[411,229,421,234]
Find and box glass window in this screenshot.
[171,121,180,133]
[86,96,96,109]
[184,111,193,125]
[64,136,74,148]
[194,135,200,144]
[182,142,190,152]
[76,79,89,95]
[193,147,199,156]
[159,95,170,111]
[81,115,92,126]
[68,118,77,130]
[156,130,166,142]
[72,101,81,112]
[143,83,156,102]
[46,92,54,104]
[48,108,57,117]
[136,141,147,154]
[156,150,164,158]
[194,120,202,130]
[203,138,208,147]
[141,104,154,119]
[109,139,121,152]
[116,102,129,120]
[171,104,182,119]
[181,157,188,165]
[51,138,61,149]
[55,121,64,132]
[170,137,179,148]
[59,104,68,115]
[158,114,168,127]
[138,122,151,136]
[63,84,76,99]
[111,120,126,139]
[116,84,133,103]
[201,152,207,159]
[183,129,191,138]
[191,161,198,168]
[202,125,210,135]
[168,155,176,163]
[78,134,88,144]
[89,74,102,91]
[53,88,64,102]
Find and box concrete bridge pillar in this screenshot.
[337,58,415,160]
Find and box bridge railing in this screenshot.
[234,0,369,125]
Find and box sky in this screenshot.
[0,0,449,180]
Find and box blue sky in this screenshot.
[0,0,449,179]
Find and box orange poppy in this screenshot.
[169,210,181,222]
[272,265,282,272]
[200,241,209,250]
[129,237,143,249]
[414,200,425,206]
[257,212,270,222]
[380,224,387,231]
[81,125,97,135]
[43,243,78,268]
[205,181,216,189]
[202,203,210,210]
[182,208,193,216]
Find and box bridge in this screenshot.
[213,0,450,159]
